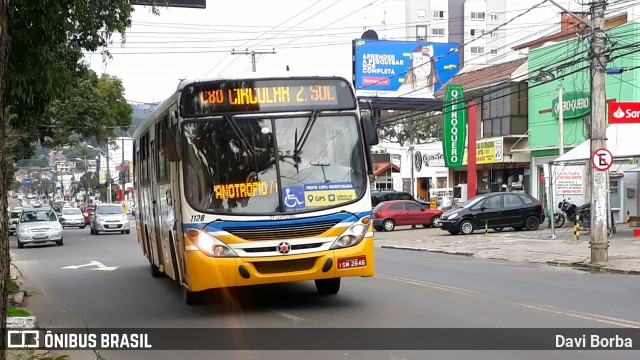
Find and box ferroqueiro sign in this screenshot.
[442,85,467,168]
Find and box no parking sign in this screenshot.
[591,148,613,171]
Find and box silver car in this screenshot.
[16,208,64,248]
[90,204,131,235]
[59,207,86,229]
[9,207,22,235]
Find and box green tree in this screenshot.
[78,171,101,191]
[40,71,133,148]
[62,146,99,171]
[0,2,140,357]
[377,111,443,146]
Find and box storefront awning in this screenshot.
[553,124,640,164]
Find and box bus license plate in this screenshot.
[337,256,366,269]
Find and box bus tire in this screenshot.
[183,287,203,305]
[315,278,340,295]
[150,261,164,278]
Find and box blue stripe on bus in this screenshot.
[182,211,372,231]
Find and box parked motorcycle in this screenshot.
[554,198,591,228]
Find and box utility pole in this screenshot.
[589,0,609,263]
[106,140,112,204]
[231,48,276,72]
[121,137,125,201]
[558,83,564,158]
[409,145,415,197]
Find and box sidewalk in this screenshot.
[375,224,640,274]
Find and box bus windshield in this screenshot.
[182,114,367,214]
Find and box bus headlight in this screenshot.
[187,229,238,258]
[331,217,371,249]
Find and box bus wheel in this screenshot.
[315,278,340,295]
[150,262,164,278]
[183,287,203,305]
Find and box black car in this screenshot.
[371,190,428,208]
[438,192,545,235]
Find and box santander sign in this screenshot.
[608,101,640,124]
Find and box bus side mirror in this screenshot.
[166,126,182,162]
[362,114,379,146]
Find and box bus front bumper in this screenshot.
[184,237,374,292]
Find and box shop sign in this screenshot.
[476,138,503,164]
[415,151,445,171]
[608,101,640,124]
[552,92,590,119]
[555,169,583,195]
[442,85,467,168]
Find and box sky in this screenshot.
[84,0,592,104]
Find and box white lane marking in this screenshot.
[272,310,305,323]
[377,273,482,296]
[515,302,640,328]
[60,260,119,271]
[379,273,640,328]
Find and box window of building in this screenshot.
[490,13,498,20]
[470,46,484,54]
[432,10,445,19]
[417,9,427,19]
[490,48,498,55]
[610,179,621,209]
[416,25,427,40]
[491,31,499,38]
[432,28,446,36]
[470,29,484,37]
[471,12,485,20]
[482,119,492,138]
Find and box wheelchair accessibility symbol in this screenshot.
[283,186,305,209]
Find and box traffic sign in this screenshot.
[591,147,613,171]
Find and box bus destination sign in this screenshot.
[181,78,356,116]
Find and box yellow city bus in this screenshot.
[132,75,379,304]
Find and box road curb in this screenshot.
[381,245,640,275]
[545,261,640,275]
[380,245,474,257]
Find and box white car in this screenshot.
[59,207,86,229]
[16,208,63,248]
[9,207,22,235]
[90,204,131,235]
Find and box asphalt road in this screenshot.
[8,214,640,360]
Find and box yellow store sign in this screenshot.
[463,138,504,165]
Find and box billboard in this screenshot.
[354,39,460,99]
[130,0,206,8]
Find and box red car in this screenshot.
[372,200,443,232]
[79,203,96,225]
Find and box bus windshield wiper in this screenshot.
[223,115,256,158]
[292,111,319,171]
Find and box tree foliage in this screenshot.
[376,111,443,146]
[62,146,99,170]
[1,2,137,357]
[40,71,133,148]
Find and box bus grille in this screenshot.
[223,219,341,241]
[252,257,318,274]
[243,243,323,253]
